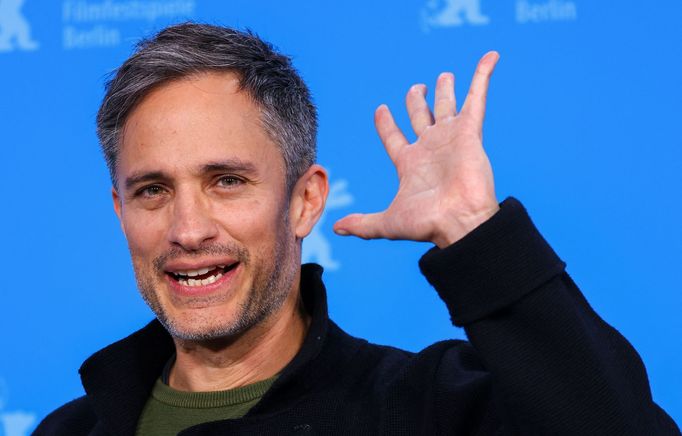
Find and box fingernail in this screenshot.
[335,228,349,236]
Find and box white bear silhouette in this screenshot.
[302,178,353,271]
[0,379,36,436]
[0,412,36,436]
[422,0,490,29]
[0,0,39,52]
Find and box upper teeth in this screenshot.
[180,273,222,287]
[173,265,225,277]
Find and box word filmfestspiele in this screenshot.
[61,0,196,50]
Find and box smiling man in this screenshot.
[36,23,679,435]
[114,72,314,395]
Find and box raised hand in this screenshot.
[333,52,501,248]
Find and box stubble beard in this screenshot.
[132,216,299,342]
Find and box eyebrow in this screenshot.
[124,171,169,191]
[123,159,259,191]
[200,159,258,175]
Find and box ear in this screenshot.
[111,187,126,236]
[289,164,329,239]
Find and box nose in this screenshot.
[167,188,219,251]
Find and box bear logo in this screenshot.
[0,0,39,52]
[0,378,36,436]
[302,177,353,271]
[422,0,490,30]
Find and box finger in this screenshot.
[461,51,500,127]
[375,104,409,163]
[434,72,457,121]
[333,212,387,240]
[406,84,434,136]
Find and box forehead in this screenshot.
[118,71,283,182]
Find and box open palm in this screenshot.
[334,52,501,248]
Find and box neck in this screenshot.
[168,286,309,392]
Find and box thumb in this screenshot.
[333,212,387,240]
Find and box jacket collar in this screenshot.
[79,263,344,436]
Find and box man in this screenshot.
[36,23,679,435]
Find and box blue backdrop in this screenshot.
[0,1,680,434]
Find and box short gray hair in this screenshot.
[97,22,317,191]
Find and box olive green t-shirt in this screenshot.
[135,375,277,435]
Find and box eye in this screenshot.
[136,185,166,198]
[216,175,244,188]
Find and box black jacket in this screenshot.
[35,198,680,435]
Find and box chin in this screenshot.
[159,298,278,342]
[156,308,241,342]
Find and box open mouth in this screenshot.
[166,263,239,287]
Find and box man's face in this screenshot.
[113,72,300,341]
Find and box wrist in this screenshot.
[431,204,500,249]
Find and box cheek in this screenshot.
[215,198,287,242]
[121,211,168,257]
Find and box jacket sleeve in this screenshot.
[418,197,680,436]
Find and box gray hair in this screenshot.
[97,22,317,191]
